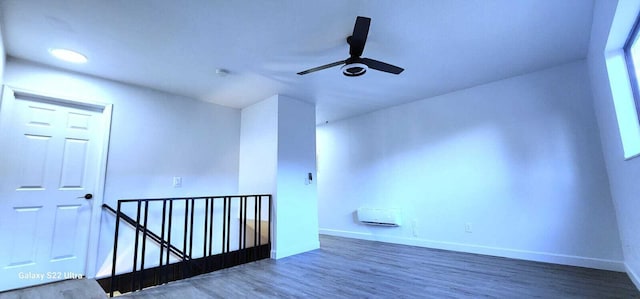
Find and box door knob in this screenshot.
[79,193,93,200]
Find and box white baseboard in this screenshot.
[271,240,320,260]
[626,263,640,291]
[319,228,625,272]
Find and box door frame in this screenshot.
[0,85,113,280]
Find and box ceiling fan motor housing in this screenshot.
[341,62,368,76]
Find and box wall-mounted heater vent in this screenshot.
[356,208,401,227]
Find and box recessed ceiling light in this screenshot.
[49,48,88,64]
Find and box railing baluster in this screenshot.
[182,199,189,278]
[254,195,258,261]
[158,199,167,286]
[140,201,149,291]
[258,195,262,248]
[242,196,247,262]
[208,197,214,256]
[242,196,244,263]
[166,200,173,284]
[222,197,227,255]
[109,201,122,297]
[183,199,189,262]
[226,197,231,254]
[132,201,142,292]
[203,198,209,258]
[268,195,272,245]
[189,198,196,275]
[238,196,243,253]
[189,198,195,260]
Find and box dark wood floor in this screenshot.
[120,235,639,298]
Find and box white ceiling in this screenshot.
[0,0,594,124]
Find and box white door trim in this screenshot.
[3,85,113,279]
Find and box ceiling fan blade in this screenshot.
[297,60,346,75]
[361,58,404,74]
[349,16,370,57]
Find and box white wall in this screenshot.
[238,95,278,196]
[588,0,640,287]
[238,94,319,259]
[3,58,241,277]
[275,95,319,258]
[318,60,624,271]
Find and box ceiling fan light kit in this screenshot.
[297,16,404,77]
[341,62,368,76]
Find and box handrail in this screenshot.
[116,194,272,203]
[102,204,188,260]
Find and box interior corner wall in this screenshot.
[0,23,5,84]
[317,60,624,271]
[238,94,319,260]
[587,0,640,288]
[3,58,242,277]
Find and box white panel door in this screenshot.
[0,88,105,291]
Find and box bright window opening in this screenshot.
[624,16,640,113]
[615,12,640,160]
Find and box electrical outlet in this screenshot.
[465,222,472,233]
[173,176,182,188]
[412,220,418,237]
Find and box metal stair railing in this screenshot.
[98,194,272,297]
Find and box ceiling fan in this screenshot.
[297,16,404,77]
